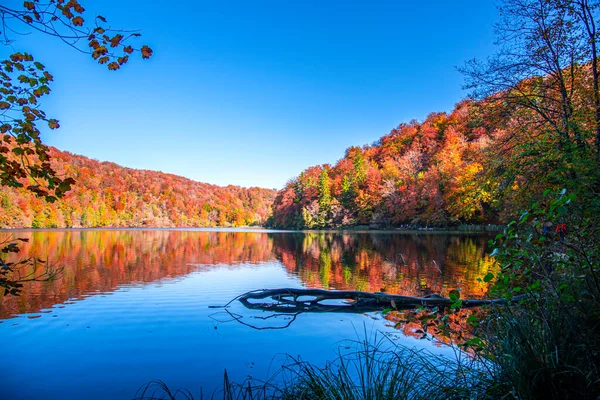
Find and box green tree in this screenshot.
[317,168,331,226]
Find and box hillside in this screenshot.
[0,147,276,228]
[269,100,509,229]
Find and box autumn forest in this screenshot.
[2,88,596,231]
[0,147,276,228]
[3,1,600,399]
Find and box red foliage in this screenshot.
[271,101,501,229]
[0,147,276,228]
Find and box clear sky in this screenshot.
[3,0,499,189]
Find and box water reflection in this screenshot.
[272,233,496,297]
[0,230,496,319]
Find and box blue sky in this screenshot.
[4,0,498,189]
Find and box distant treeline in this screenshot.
[0,147,276,228]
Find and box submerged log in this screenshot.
[236,288,521,314]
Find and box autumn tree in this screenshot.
[0,0,152,201]
[0,0,152,295]
[461,0,600,204]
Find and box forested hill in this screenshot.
[269,100,531,230]
[0,147,276,228]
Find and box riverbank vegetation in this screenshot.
[135,335,488,400]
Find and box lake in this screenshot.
[0,229,496,399]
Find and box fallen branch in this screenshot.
[235,288,523,314]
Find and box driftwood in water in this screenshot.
[236,288,521,314]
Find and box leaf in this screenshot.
[381,308,392,315]
[73,3,85,13]
[483,272,495,283]
[72,16,84,27]
[141,45,153,59]
[449,289,460,302]
[48,119,60,129]
[557,206,567,215]
[110,34,124,47]
[62,7,74,19]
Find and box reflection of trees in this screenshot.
[0,230,276,318]
[0,231,496,319]
[271,233,497,298]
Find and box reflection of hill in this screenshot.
[0,230,277,318]
[0,230,496,319]
[271,233,497,298]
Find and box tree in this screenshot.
[0,0,153,295]
[0,0,153,201]
[316,168,331,227]
[461,0,600,203]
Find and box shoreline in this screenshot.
[0,225,504,234]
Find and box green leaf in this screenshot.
[449,289,460,302]
[483,272,495,283]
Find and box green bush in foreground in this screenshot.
[473,190,600,399]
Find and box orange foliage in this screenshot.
[270,101,501,229]
[0,147,276,228]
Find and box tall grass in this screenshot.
[133,333,490,400]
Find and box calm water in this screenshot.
[0,229,496,399]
